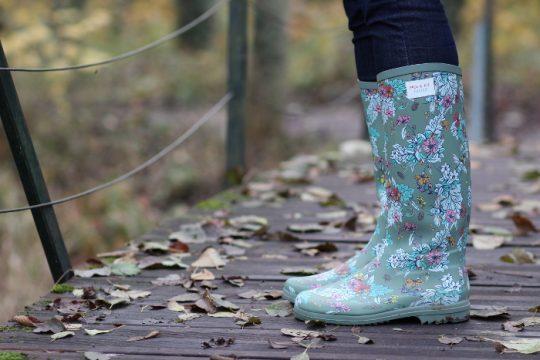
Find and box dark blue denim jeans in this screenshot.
[343,0,458,81]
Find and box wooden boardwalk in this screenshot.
[1,143,540,359]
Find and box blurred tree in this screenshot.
[0,5,5,34]
[247,0,289,167]
[175,0,216,51]
[442,0,465,38]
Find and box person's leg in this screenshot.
[366,0,459,72]
[293,1,472,325]
[343,0,377,82]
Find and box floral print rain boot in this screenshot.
[293,63,471,325]
[282,81,388,302]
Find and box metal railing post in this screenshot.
[225,0,248,185]
[470,0,495,143]
[0,42,72,282]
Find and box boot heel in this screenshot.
[416,310,469,325]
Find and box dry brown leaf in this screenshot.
[511,213,538,236]
[190,269,215,281]
[12,315,42,328]
[191,248,227,268]
[127,330,160,342]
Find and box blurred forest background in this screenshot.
[1,0,540,321]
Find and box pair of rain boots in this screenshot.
[283,63,472,325]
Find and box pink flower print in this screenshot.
[349,279,371,295]
[445,209,458,223]
[422,136,440,155]
[396,115,411,125]
[375,103,382,113]
[385,108,394,117]
[379,85,394,98]
[442,95,453,108]
[392,211,402,223]
[404,222,417,231]
[426,248,443,266]
[334,263,350,275]
[387,187,401,202]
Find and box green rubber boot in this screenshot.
[293,63,471,325]
[282,81,391,302]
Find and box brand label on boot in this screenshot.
[405,78,436,99]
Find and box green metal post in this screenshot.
[0,42,72,282]
[226,0,247,185]
[470,0,494,143]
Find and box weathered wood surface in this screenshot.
[1,144,540,359]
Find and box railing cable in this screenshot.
[0,0,228,73]
[0,93,232,214]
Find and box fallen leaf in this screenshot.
[234,312,262,327]
[169,240,190,253]
[84,328,118,336]
[167,301,186,312]
[191,248,227,268]
[111,261,140,276]
[168,293,200,303]
[438,335,463,345]
[12,315,42,328]
[139,241,169,254]
[265,300,293,317]
[33,318,65,334]
[228,215,268,235]
[503,317,540,332]
[127,330,160,342]
[84,352,113,360]
[356,336,373,344]
[64,323,82,331]
[472,235,508,250]
[281,328,321,338]
[238,289,282,300]
[190,269,215,281]
[500,248,536,264]
[51,331,75,341]
[521,169,540,182]
[193,291,217,314]
[169,223,208,244]
[152,274,183,286]
[208,312,236,318]
[511,213,539,236]
[177,313,203,322]
[529,305,540,313]
[470,306,510,319]
[74,267,111,278]
[96,296,130,309]
[316,211,348,220]
[496,338,540,354]
[125,290,151,300]
[222,275,247,287]
[287,223,325,233]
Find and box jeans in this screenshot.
[343,0,458,81]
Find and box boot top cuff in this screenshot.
[376,63,462,81]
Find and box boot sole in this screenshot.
[293,300,470,325]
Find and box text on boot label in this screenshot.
[405,78,436,99]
